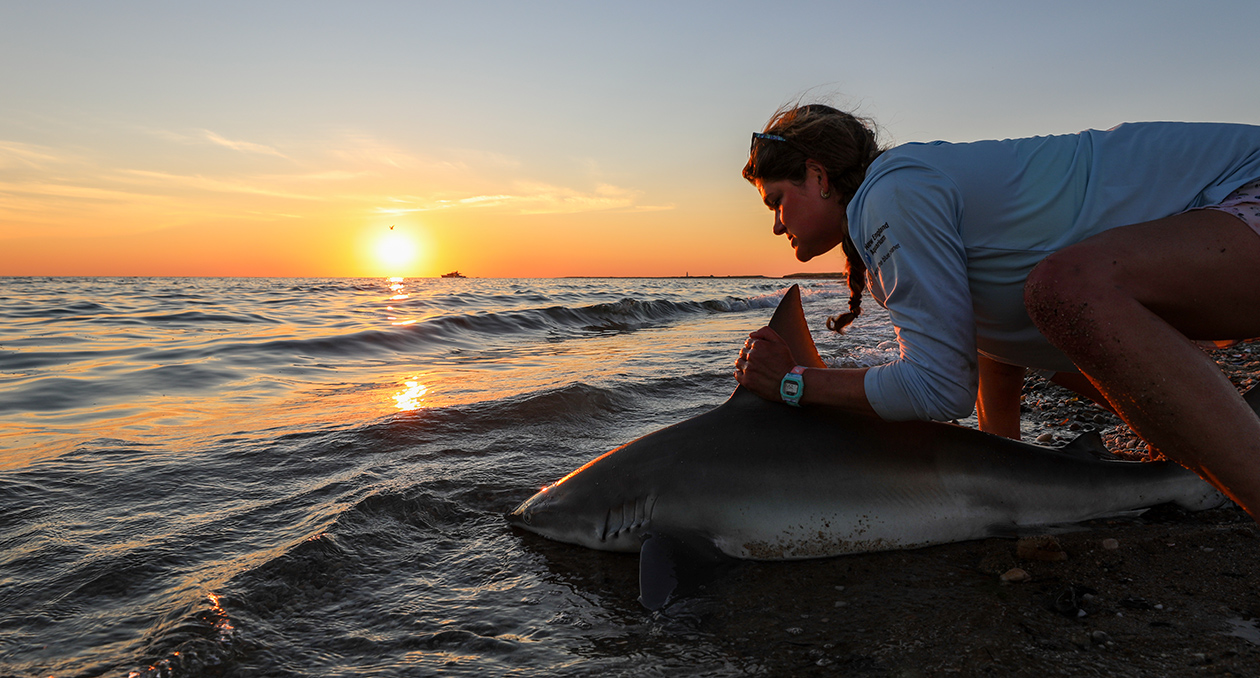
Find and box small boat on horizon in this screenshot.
[441,271,466,278]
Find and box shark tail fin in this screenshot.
[767,284,827,369]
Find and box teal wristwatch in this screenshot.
[779,365,807,407]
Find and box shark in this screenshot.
[506,285,1235,609]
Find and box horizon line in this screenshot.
[0,273,848,280]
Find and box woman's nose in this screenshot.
[772,214,786,235]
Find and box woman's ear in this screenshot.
[804,159,831,195]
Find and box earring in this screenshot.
[821,190,831,199]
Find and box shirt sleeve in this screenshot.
[851,165,979,421]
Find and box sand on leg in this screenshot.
[1024,209,1260,518]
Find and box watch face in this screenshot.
[784,382,800,396]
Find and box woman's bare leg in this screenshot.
[1024,210,1260,518]
[977,355,1025,439]
[1048,371,1116,414]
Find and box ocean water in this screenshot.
[0,276,900,677]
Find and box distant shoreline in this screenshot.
[558,272,848,280]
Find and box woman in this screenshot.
[734,103,1260,520]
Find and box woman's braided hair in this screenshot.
[742,103,883,333]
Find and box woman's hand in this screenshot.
[734,327,878,416]
[734,327,798,402]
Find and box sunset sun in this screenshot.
[371,228,423,275]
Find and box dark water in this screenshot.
[0,276,898,676]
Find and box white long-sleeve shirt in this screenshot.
[848,122,1260,421]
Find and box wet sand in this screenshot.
[698,504,1258,676]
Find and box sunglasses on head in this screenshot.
[750,132,788,153]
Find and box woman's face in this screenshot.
[754,163,848,262]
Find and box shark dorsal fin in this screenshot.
[766,284,827,369]
[1057,430,1121,461]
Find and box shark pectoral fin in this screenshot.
[1245,384,1260,415]
[638,531,727,611]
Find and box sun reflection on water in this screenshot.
[381,279,431,411]
[385,278,411,321]
[388,277,409,301]
[393,379,429,411]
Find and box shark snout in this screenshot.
[506,500,541,528]
[507,483,643,552]
[507,483,582,537]
[506,490,548,528]
[504,505,528,526]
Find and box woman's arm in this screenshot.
[735,326,877,417]
[848,166,979,421]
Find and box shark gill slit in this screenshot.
[604,502,631,541]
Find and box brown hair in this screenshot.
[743,103,883,333]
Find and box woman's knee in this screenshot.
[1023,247,1111,335]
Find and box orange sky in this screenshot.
[0,202,824,279]
[0,127,841,278]
[4,3,1259,279]
[0,157,819,278]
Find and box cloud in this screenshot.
[324,133,527,182]
[0,140,73,170]
[327,134,424,170]
[202,131,290,158]
[1,127,673,241]
[370,180,663,216]
[0,179,154,206]
[118,169,325,201]
[459,194,514,205]
[277,170,372,183]
[511,181,639,215]
[627,204,676,212]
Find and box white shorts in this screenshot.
[1199,179,1260,237]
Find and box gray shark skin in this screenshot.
[506,285,1232,608]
